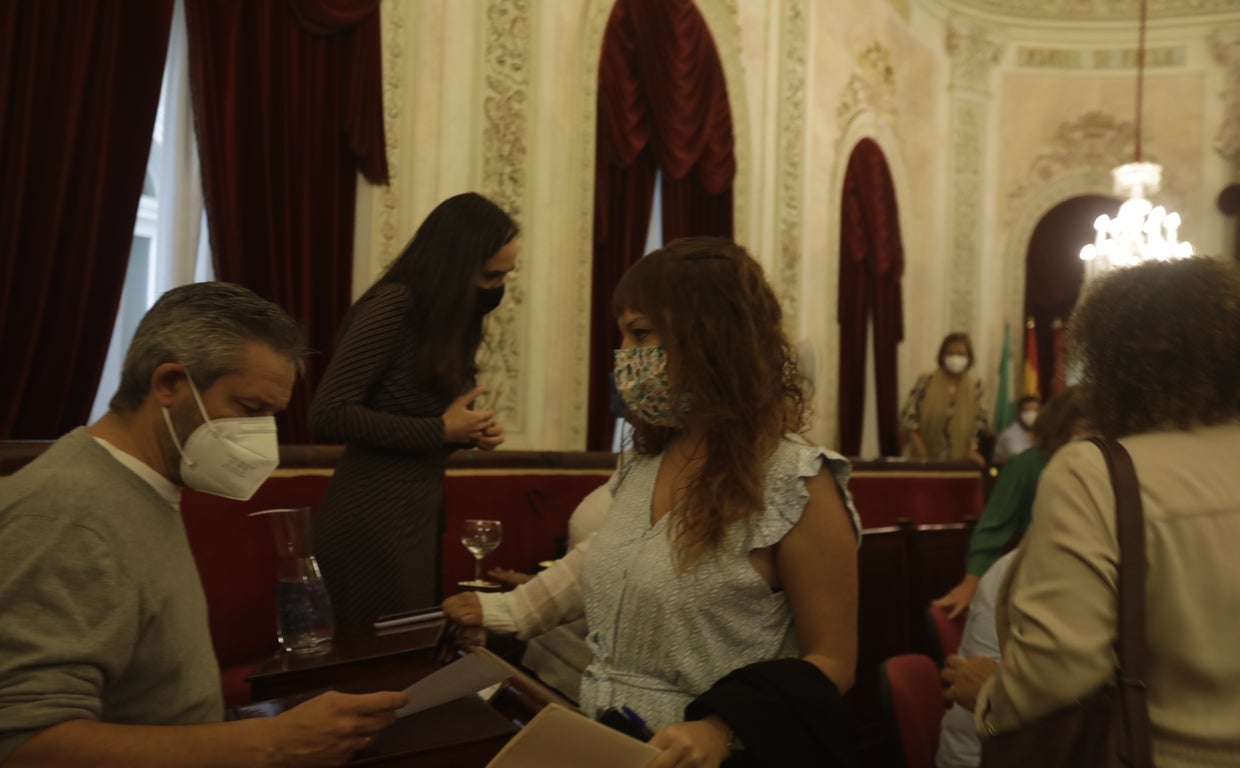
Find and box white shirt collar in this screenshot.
[92,436,182,509]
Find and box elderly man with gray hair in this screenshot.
[0,282,406,768]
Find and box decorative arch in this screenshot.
[570,0,752,250]
[816,103,914,451]
[366,1,749,449]
[835,139,905,457]
[1022,194,1118,396]
[579,0,745,450]
[1001,169,1112,350]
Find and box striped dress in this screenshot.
[309,283,457,624]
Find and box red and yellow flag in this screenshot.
[1022,317,1041,398]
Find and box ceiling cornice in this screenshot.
[943,0,1238,22]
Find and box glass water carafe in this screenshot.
[261,506,335,655]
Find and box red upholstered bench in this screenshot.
[177,449,615,706]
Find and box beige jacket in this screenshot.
[976,423,1240,767]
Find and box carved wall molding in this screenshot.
[996,108,1188,369]
[946,20,1001,333]
[944,0,1240,21]
[1015,45,1186,70]
[824,40,915,453]
[836,42,898,130]
[1212,27,1240,172]
[476,0,531,434]
[695,0,752,249]
[948,101,985,332]
[776,0,808,319]
[565,0,617,449]
[377,0,406,274]
[999,109,1203,340]
[1001,169,1111,353]
[886,0,913,20]
[947,17,1004,95]
[1005,110,1135,222]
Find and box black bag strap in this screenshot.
[1088,437,1154,768]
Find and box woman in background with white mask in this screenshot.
[990,394,1039,465]
[899,332,988,463]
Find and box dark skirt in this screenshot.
[311,443,446,625]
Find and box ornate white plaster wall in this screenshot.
[798,1,953,449]
[989,26,1233,382]
[1214,26,1240,177]
[916,0,1238,417]
[947,0,1239,22]
[353,0,1239,453]
[354,0,963,452]
[357,0,756,450]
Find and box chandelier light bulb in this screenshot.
[1078,162,1194,280]
[1077,0,1193,281]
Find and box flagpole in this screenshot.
[993,324,1014,433]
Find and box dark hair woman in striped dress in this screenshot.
[310,192,519,624]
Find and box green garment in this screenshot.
[965,447,1048,577]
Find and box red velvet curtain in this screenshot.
[587,0,735,449]
[837,139,904,457]
[186,0,387,443]
[0,0,173,439]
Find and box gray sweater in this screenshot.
[0,428,222,761]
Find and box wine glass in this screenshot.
[460,519,503,588]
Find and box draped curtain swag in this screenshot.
[0,0,174,439]
[837,139,904,457]
[588,0,735,450]
[186,0,387,442]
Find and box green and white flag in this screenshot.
[993,324,1014,433]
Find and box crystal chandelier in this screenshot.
[1079,0,1192,280]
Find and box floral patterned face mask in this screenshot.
[613,345,686,427]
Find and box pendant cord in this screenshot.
[1135,0,1147,162]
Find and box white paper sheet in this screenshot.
[393,652,512,718]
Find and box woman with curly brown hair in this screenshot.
[944,257,1240,767]
[445,237,860,767]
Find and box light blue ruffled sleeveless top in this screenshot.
[578,438,859,728]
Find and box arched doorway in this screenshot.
[1023,194,1118,397]
[836,138,904,458]
[585,0,736,450]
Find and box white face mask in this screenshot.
[162,374,280,501]
[1019,410,1038,429]
[613,345,687,427]
[943,354,969,375]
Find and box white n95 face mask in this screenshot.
[162,373,279,501]
[943,354,969,375]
